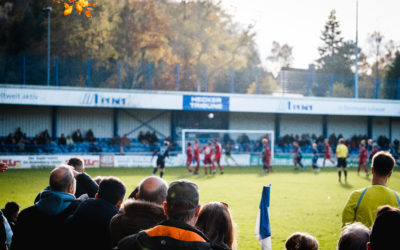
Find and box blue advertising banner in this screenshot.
[183,95,229,111]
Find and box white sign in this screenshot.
[0,155,99,169]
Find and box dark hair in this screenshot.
[369,205,400,250]
[372,151,395,177]
[188,142,191,146]
[4,201,20,217]
[196,202,235,249]
[285,232,319,250]
[338,222,370,250]
[67,157,84,172]
[98,177,126,206]
[50,165,75,192]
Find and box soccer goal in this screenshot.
[181,129,274,162]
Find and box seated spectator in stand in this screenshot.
[13,127,23,142]
[337,222,370,250]
[11,165,80,250]
[138,131,145,144]
[66,135,73,150]
[72,128,83,143]
[285,232,319,250]
[67,157,98,199]
[367,205,400,250]
[196,202,236,249]
[86,129,95,142]
[342,151,399,227]
[118,180,228,250]
[1,202,19,232]
[110,176,167,247]
[89,141,101,153]
[65,177,126,250]
[150,131,158,145]
[58,133,67,146]
[144,131,151,144]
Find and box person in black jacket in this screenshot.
[65,177,126,250]
[110,176,167,247]
[118,180,230,250]
[11,165,80,250]
[67,157,99,198]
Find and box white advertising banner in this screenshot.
[1,85,400,116]
[0,155,100,169]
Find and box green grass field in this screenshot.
[1,166,399,249]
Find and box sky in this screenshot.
[221,0,400,69]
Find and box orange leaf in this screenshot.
[83,9,92,17]
[87,7,93,11]
[78,0,88,7]
[68,0,74,2]
[88,2,96,7]
[64,3,73,15]
[75,2,83,14]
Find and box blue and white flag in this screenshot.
[255,185,271,250]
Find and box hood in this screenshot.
[122,199,165,217]
[35,190,76,216]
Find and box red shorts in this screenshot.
[324,153,331,159]
[186,157,193,165]
[359,159,366,166]
[204,157,212,165]
[214,153,221,162]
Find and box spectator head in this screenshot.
[371,151,395,178]
[339,138,345,144]
[49,164,76,194]
[67,157,84,172]
[4,201,20,221]
[136,176,168,205]
[338,222,370,250]
[285,232,319,250]
[165,180,200,225]
[195,202,235,249]
[367,205,400,250]
[93,176,104,185]
[96,177,126,209]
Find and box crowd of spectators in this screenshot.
[1,152,400,250]
[137,131,158,145]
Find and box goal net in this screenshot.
[181,129,274,166]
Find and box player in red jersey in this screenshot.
[201,141,213,175]
[261,138,272,173]
[323,138,335,167]
[212,138,224,174]
[193,140,201,175]
[357,141,369,176]
[186,142,193,173]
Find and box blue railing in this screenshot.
[1,54,400,99]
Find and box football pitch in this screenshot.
[1,166,399,249]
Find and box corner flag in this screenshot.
[255,185,271,250]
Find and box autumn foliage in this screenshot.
[53,0,95,17]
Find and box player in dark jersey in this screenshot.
[186,142,193,173]
[291,141,304,170]
[224,142,239,167]
[151,141,170,178]
[312,143,319,171]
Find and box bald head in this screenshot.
[137,176,167,205]
[49,164,76,194]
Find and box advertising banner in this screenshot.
[183,95,230,111]
[0,155,100,169]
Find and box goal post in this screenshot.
[181,129,274,165]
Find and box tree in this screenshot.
[318,9,343,58]
[384,51,400,99]
[267,41,293,76]
[367,31,384,78]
